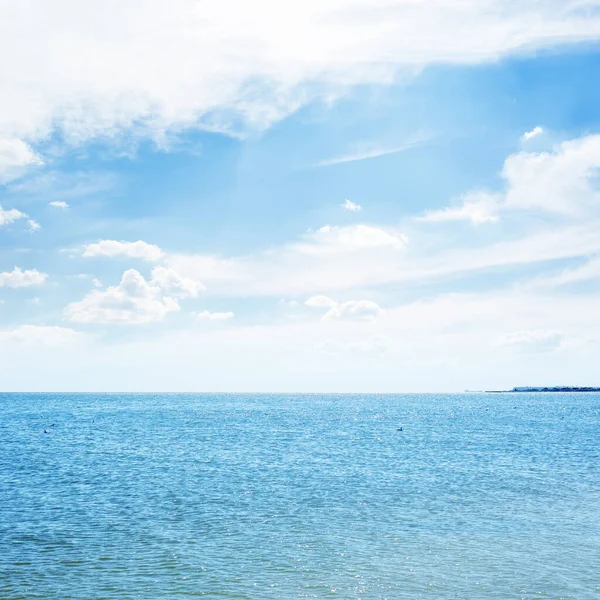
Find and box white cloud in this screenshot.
[522,126,544,142]
[0,204,35,234]
[64,267,203,324]
[49,201,69,209]
[165,223,409,296]
[149,266,205,298]
[82,240,164,261]
[306,295,382,321]
[168,220,600,299]
[341,199,362,212]
[195,310,235,321]
[4,287,600,392]
[0,205,27,226]
[0,267,47,288]
[499,329,564,353]
[525,255,600,290]
[316,136,430,167]
[501,135,600,215]
[157,135,600,298]
[420,134,600,223]
[1,2,600,147]
[64,269,178,324]
[300,224,407,256]
[317,335,389,356]
[331,300,383,321]
[0,325,82,347]
[27,219,41,232]
[12,171,116,199]
[0,139,41,182]
[305,295,338,309]
[418,191,500,225]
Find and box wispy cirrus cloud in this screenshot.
[195,310,235,321]
[10,171,116,200]
[2,0,599,156]
[417,191,500,225]
[0,325,82,347]
[164,133,600,297]
[314,134,431,167]
[499,329,565,353]
[305,295,383,321]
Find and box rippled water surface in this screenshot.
[1,393,599,598]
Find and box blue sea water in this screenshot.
[1,393,599,599]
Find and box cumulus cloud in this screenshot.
[305,295,382,321]
[0,205,27,226]
[27,219,41,232]
[300,224,407,256]
[0,325,82,347]
[500,135,600,216]
[420,134,600,223]
[82,240,164,261]
[49,201,69,209]
[148,266,205,297]
[499,329,564,353]
[0,139,41,182]
[0,205,41,232]
[522,126,544,142]
[0,267,47,288]
[195,310,235,321]
[341,199,362,212]
[1,1,599,150]
[64,267,203,324]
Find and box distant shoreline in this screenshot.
[484,386,600,393]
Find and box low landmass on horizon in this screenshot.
[485,386,600,393]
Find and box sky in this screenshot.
[3,1,600,392]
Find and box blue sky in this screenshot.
[2,1,600,391]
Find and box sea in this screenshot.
[1,392,599,599]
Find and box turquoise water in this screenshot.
[1,393,599,599]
